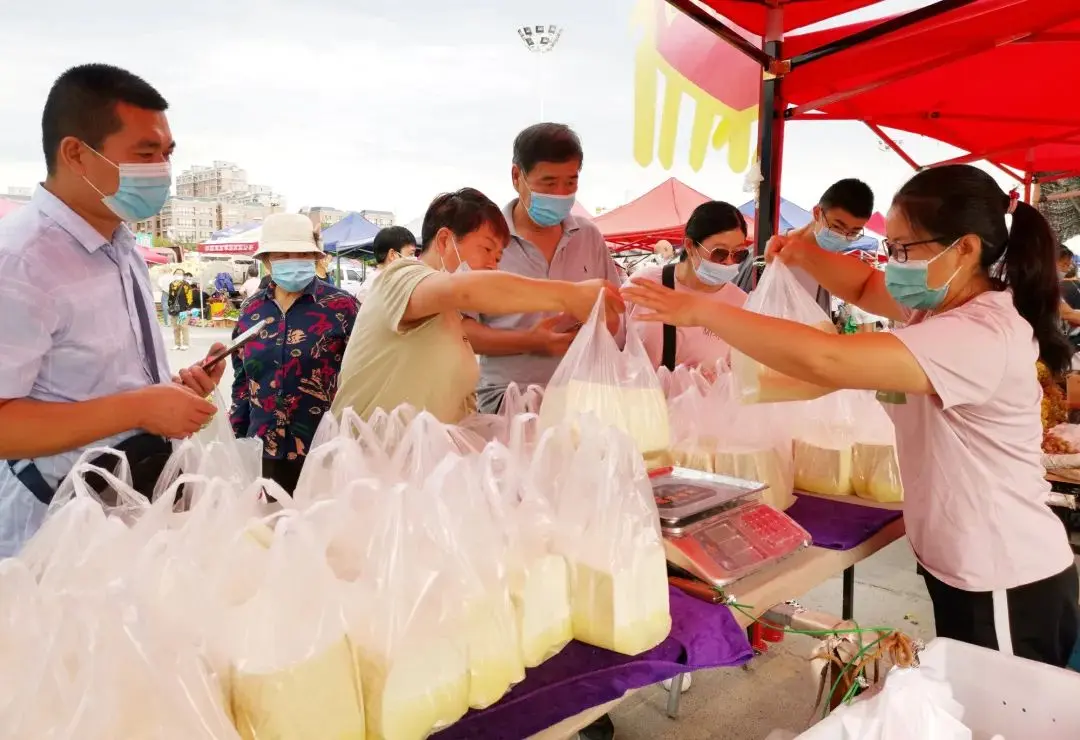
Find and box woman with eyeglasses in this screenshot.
[629,201,750,372]
[624,164,1078,667]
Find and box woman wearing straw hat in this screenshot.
[229,213,360,494]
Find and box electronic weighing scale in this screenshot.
[650,467,812,587]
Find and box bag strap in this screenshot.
[661,263,677,371]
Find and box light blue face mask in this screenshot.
[271,258,316,292]
[82,145,172,221]
[814,217,856,253]
[884,240,961,310]
[523,181,575,228]
[690,244,739,286]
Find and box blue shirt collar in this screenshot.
[32,185,134,254]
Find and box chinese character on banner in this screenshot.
[631,0,760,174]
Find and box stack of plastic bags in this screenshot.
[665,375,796,511]
[540,294,671,456]
[793,392,904,503]
[4,394,673,740]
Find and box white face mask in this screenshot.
[443,236,469,274]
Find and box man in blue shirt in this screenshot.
[0,64,225,554]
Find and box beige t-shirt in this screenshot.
[331,259,479,423]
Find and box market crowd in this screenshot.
[1,61,1077,724]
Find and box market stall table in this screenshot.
[432,586,753,740]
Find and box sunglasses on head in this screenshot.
[698,242,752,265]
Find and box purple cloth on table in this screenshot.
[787,494,902,551]
[434,585,752,740]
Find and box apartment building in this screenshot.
[134,160,285,243]
[302,206,349,230]
[359,209,395,228]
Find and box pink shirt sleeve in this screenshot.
[891,309,1009,409]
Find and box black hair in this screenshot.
[372,226,418,265]
[679,201,748,262]
[893,164,1071,376]
[820,178,874,220]
[512,123,583,175]
[1058,244,1073,262]
[247,264,259,279]
[42,63,169,176]
[183,272,193,278]
[420,188,510,253]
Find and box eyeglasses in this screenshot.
[882,237,946,264]
[699,242,752,265]
[823,215,864,241]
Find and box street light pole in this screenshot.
[517,24,563,121]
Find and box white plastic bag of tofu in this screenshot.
[732,261,837,404]
[666,378,796,510]
[850,393,904,504]
[344,478,470,740]
[540,294,670,456]
[548,416,672,656]
[414,451,525,710]
[222,516,365,740]
[793,392,860,497]
[481,438,573,669]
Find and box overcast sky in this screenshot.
[0,0,1010,226]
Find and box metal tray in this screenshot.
[651,466,767,529]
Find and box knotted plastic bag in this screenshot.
[732,261,836,403]
[549,417,671,655]
[154,387,263,503]
[540,294,670,455]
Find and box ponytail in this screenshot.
[1003,200,1072,376]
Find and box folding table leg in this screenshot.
[842,566,855,621]
[665,673,685,718]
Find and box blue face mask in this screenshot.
[690,244,739,286]
[82,145,172,221]
[884,241,961,310]
[271,259,316,292]
[523,182,575,228]
[814,218,855,253]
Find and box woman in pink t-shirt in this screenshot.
[624,164,1078,667]
[630,201,749,373]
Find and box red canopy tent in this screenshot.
[781,2,1080,186]
[667,0,1080,261]
[594,177,751,252]
[137,246,170,265]
[698,0,882,34]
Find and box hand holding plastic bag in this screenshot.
[540,294,670,455]
[733,261,836,403]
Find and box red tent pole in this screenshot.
[866,123,921,171]
[1023,172,1033,203]
[752,9,786,280]
[928,124,1080,168]
[988,161,1025,184]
